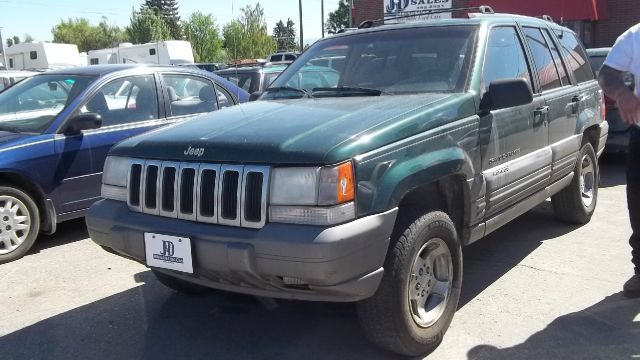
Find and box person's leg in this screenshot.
[624,126,640,297]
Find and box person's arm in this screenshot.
[599,66,640,124]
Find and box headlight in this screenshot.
[269,161,355,225]
[101,156,129,201]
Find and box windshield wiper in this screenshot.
[312,86,383,96]
[265,86,313,98]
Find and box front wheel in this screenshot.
[357,211,462,357]
[0,186,40,264]
[552,142,598,224]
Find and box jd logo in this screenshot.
[184,146,205,157]
[386,0,410,12]
[160,240,175,257]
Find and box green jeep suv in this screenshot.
[87,10,608,357]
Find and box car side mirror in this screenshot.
[480,78,533,112]
[249,91,263,101]
[65,113,102,134]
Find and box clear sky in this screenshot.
[0,0,331,46]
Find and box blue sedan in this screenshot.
[0,64,249,263]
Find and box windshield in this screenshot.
[0,74,96,133]
[264,25,477,99]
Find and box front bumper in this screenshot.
[86,199,398,302]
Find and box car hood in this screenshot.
[111,94,477,164]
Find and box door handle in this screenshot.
[533,106,549,127]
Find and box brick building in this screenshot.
[352,0,640,47]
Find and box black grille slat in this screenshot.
[162,167,176,212]
[221,171,239,219]
[244,172,263,222]
[180,168,196,214]
[200,169,217,217]
[129,164,142,206]
[144,165,159,209]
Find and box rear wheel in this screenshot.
[357,211,462,357]
[152,270,212,296]
[0,186,40,264]
[552,142,598,224]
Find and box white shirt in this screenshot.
[604,23,640,96]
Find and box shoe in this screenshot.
[623,274,640,298]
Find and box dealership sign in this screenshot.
[384,0,452,23]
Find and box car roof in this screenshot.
[327,12,572,40]
[41,64,196,76]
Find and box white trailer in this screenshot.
[87,40,194,66]
[5,42,81,70]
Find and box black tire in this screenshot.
[0,186,40,264]
[152,270,212,296]
[552,142,598,224]
[357,211,462,357]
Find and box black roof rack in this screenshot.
[358,5,494,29]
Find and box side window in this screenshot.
[523,27,562,92]
[162,74,218,117]
[556,31,594,83]
[483,26,532,92]
[542,29,570,86]
[214,84,234,108]
[90,58,99,65]
[30,51,37,60]
[150,48,156,56]
[9,59,13,69]
[284,54,296,61]
[81,75,158,127]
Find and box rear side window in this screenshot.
[542,29,570,86]
[162,74,218,117]
[556,31,594,83]
[483,26,532,92]
[284,54,296,61]
[523,27,562,92]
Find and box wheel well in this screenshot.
[396,175,467,236]
[583,125,600,149]
[0,172,51,232]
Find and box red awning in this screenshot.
[468,0,608,21]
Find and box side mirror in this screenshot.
[249,91,263,101]
[480,78,533,112]
[65,113,102,134]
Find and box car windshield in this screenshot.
[0,74,96,133]
[264,25,478,99]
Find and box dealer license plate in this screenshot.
[144,233,193,273]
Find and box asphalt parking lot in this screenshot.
[1,156,638,360]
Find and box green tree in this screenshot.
[23,34,35,43]
[52,18,127,52]
[273,18,297,51]
[126,8,171,44]
[6,36,19,48]
[143,0,181,39]
[183,12,224,62]
[223,3,277,61]
[326,0,350,34]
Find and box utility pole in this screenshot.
[321,0,325,38]
[349,0,354,28]
[0,27,7,69]
[299,0,304,52]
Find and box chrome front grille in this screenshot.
[127,160,270,229]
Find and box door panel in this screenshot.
[51,134,96,214]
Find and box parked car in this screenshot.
[267,51,299,64]
[87,10,607,357]
[215,64,287,96]
[587,47,634,153]
[0,70,37,92]
[0,64,248,264]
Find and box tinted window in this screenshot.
[0,74,95,133]
[162,74,218,117]
[483,27,532,91]
[556,31,594,83]
[150,48,156,56]
[219,72,256,93]
[284,54,296,61]
[269,26,478,97]
[588,55,606,75]
[30,51,37,60]
[542,29,570,86]
[214,84,234,108]
[523,27,562,92]
[90,58,99,65]
[80,75,158,126]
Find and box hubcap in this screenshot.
[579,154,595,208]
[0,196,31,255]
[408,238,453,328]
